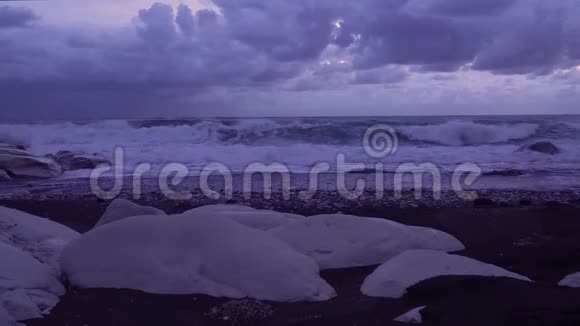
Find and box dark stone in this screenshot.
[53,151,110,171]
[517,142,560,155]
[519,199,532,207]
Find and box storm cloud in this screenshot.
[0,0,579,119]
[0,6,38,28]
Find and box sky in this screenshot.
[0,0,579,120]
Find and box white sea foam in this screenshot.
[398,121,539,146]
[0,118,578,180]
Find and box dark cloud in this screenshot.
[0,1,579,119]
[473,13,565,74]
[175,4,195,37]
[137,3,177,45]
[352,66,408,84]
[424,0,517,16]
[0,6,38,28]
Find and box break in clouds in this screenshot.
[0,0,580,119]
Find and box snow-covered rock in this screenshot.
[94,199,166,228]
[61,214,336,302]
[558,272,580,288]
[269,214,465,269]
[394,306,426,324]
[0,242,64,321]
[0,206,80,275]
[185,205,304,231]
[50,151,110,171]
[361,250,532,298]
[0,151,63,179]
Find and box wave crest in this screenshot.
[398,121,539,146]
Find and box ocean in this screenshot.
[1,115,580,190]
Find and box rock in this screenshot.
[52,151,110,171]
[0,242,65,322]
[361,250,532,298]
[394,306,426,324]
[185,205,304,231]
[269,214,464,269]
[0,206,80,275]
[95,198,166,228]
[519,199,532,207]
[518,142,560,155]
[558,272,580,288]
[483,169,524,177]
[0,153,63,179]
[0,147,34,157]
[61,214,336,302]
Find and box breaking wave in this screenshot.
[397,121,540,146]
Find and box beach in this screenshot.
[2,180,580,325]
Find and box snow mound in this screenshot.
[394,306,426,324]
[185,205,304,231]
[269,214,465,269]
[61,214,336,302]
[558,272,580,288]
[361,250,532,298]
[0,242,64,321]
[95,198,166,228]
[0,206,79,275]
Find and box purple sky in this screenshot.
[0,0,579,120]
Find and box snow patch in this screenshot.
[361,250,532,298]
[61,214,336,302]
[269,215,465,269]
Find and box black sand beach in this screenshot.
[2,184,580,326]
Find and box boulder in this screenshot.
[0,242,65,321]
[95,199,166,228]
[61,214,336,302]
[558,272,580,288]
[52,151,110,171]
[0,153,63,179]
[0,146,32,157]
[0,206,80,275]
[185,205,304,231]
[269,214,465,269]
[517,142,560,155]
[394,306,426,324]
[361,250,531,298]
